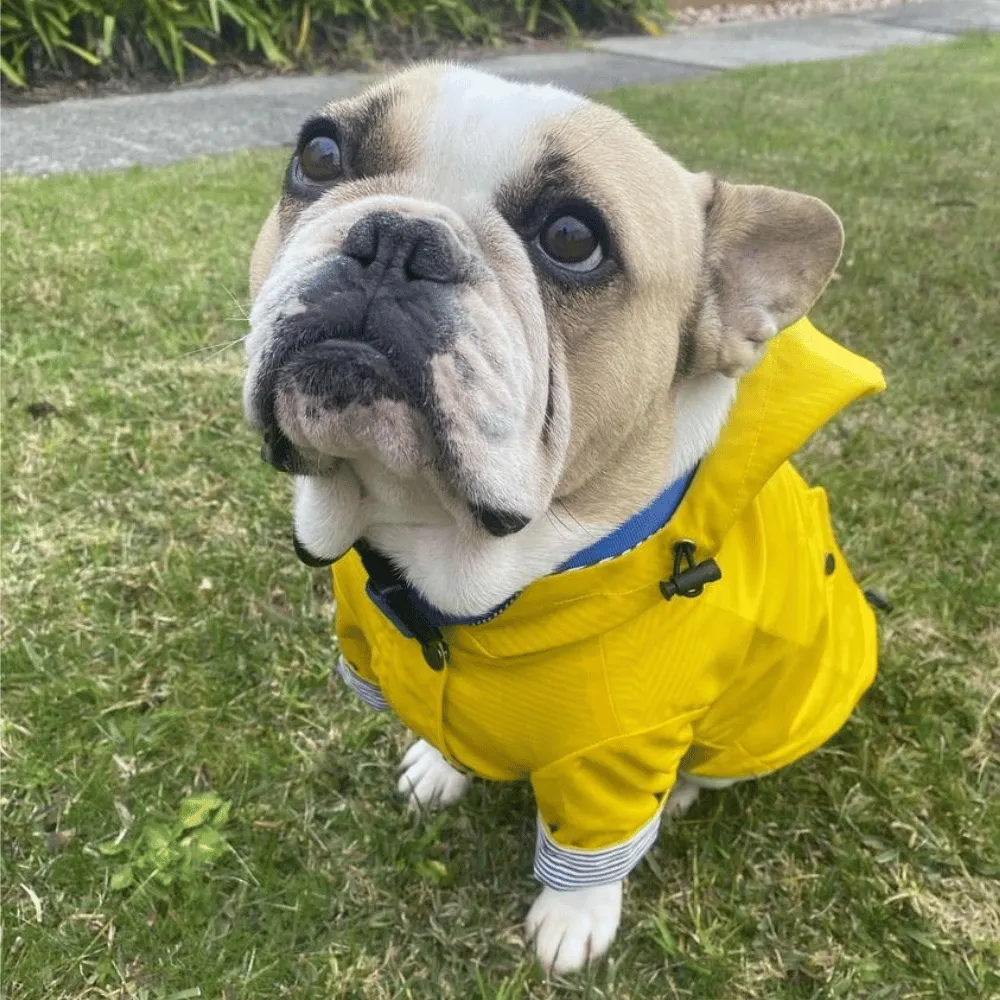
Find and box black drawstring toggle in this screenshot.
[864,589,893,613]
[660,540,721,601]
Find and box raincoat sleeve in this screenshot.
[529,712,700,890]
[332,566,390,713]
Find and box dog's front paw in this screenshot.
[664,776,701,818]
[525,882,623,975]
[397,739,470,810]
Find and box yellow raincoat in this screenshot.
[332,317,886,889]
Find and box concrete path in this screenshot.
[2,0,995,176]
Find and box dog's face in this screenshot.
[245,64,843,558]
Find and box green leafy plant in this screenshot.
[0,0,669,88]
[98,791,233,892]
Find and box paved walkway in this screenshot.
[2,0,995,176]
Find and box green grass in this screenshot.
[2,36,999,1000]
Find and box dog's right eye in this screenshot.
[299,135,342,184]
[540,215,600,268]
[535,209,607,276]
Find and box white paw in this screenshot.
[664,776,701,818]
[397,739,470,810]
[525,882,623,975]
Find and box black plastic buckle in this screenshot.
[660,540,722,601]
[372,579,450,671]
[355,541,451,671]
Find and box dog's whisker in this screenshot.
[546,505,570,534]
[220,282,250,321]
[548,500,604,543]
[178,334,249,360]
[557,501,586,533]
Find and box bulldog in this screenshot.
[243,63,885,974]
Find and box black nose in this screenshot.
[341,211,461,284]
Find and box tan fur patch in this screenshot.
[536,104,711,520]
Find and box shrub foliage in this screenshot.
[1,0,668,88]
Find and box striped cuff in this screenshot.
[335,656,389,712]
[533,808,663,890]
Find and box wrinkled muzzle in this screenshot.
[249,209,469,464]
[244,201,566,536]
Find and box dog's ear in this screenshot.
[249,204,282,303]
[684,180,844,377]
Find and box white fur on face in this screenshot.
[421,68,584,211]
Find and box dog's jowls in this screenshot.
[243,63,870,974]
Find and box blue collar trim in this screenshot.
[359,465,697,635]
[555,465,697,572]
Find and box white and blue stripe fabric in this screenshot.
[335,656,389,712]
[533,808,663,890]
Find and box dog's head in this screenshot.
[245,64,842,582]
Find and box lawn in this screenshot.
[2,35,998,1000]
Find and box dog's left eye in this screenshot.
[299,135,342,183]
[538,214,603,272]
